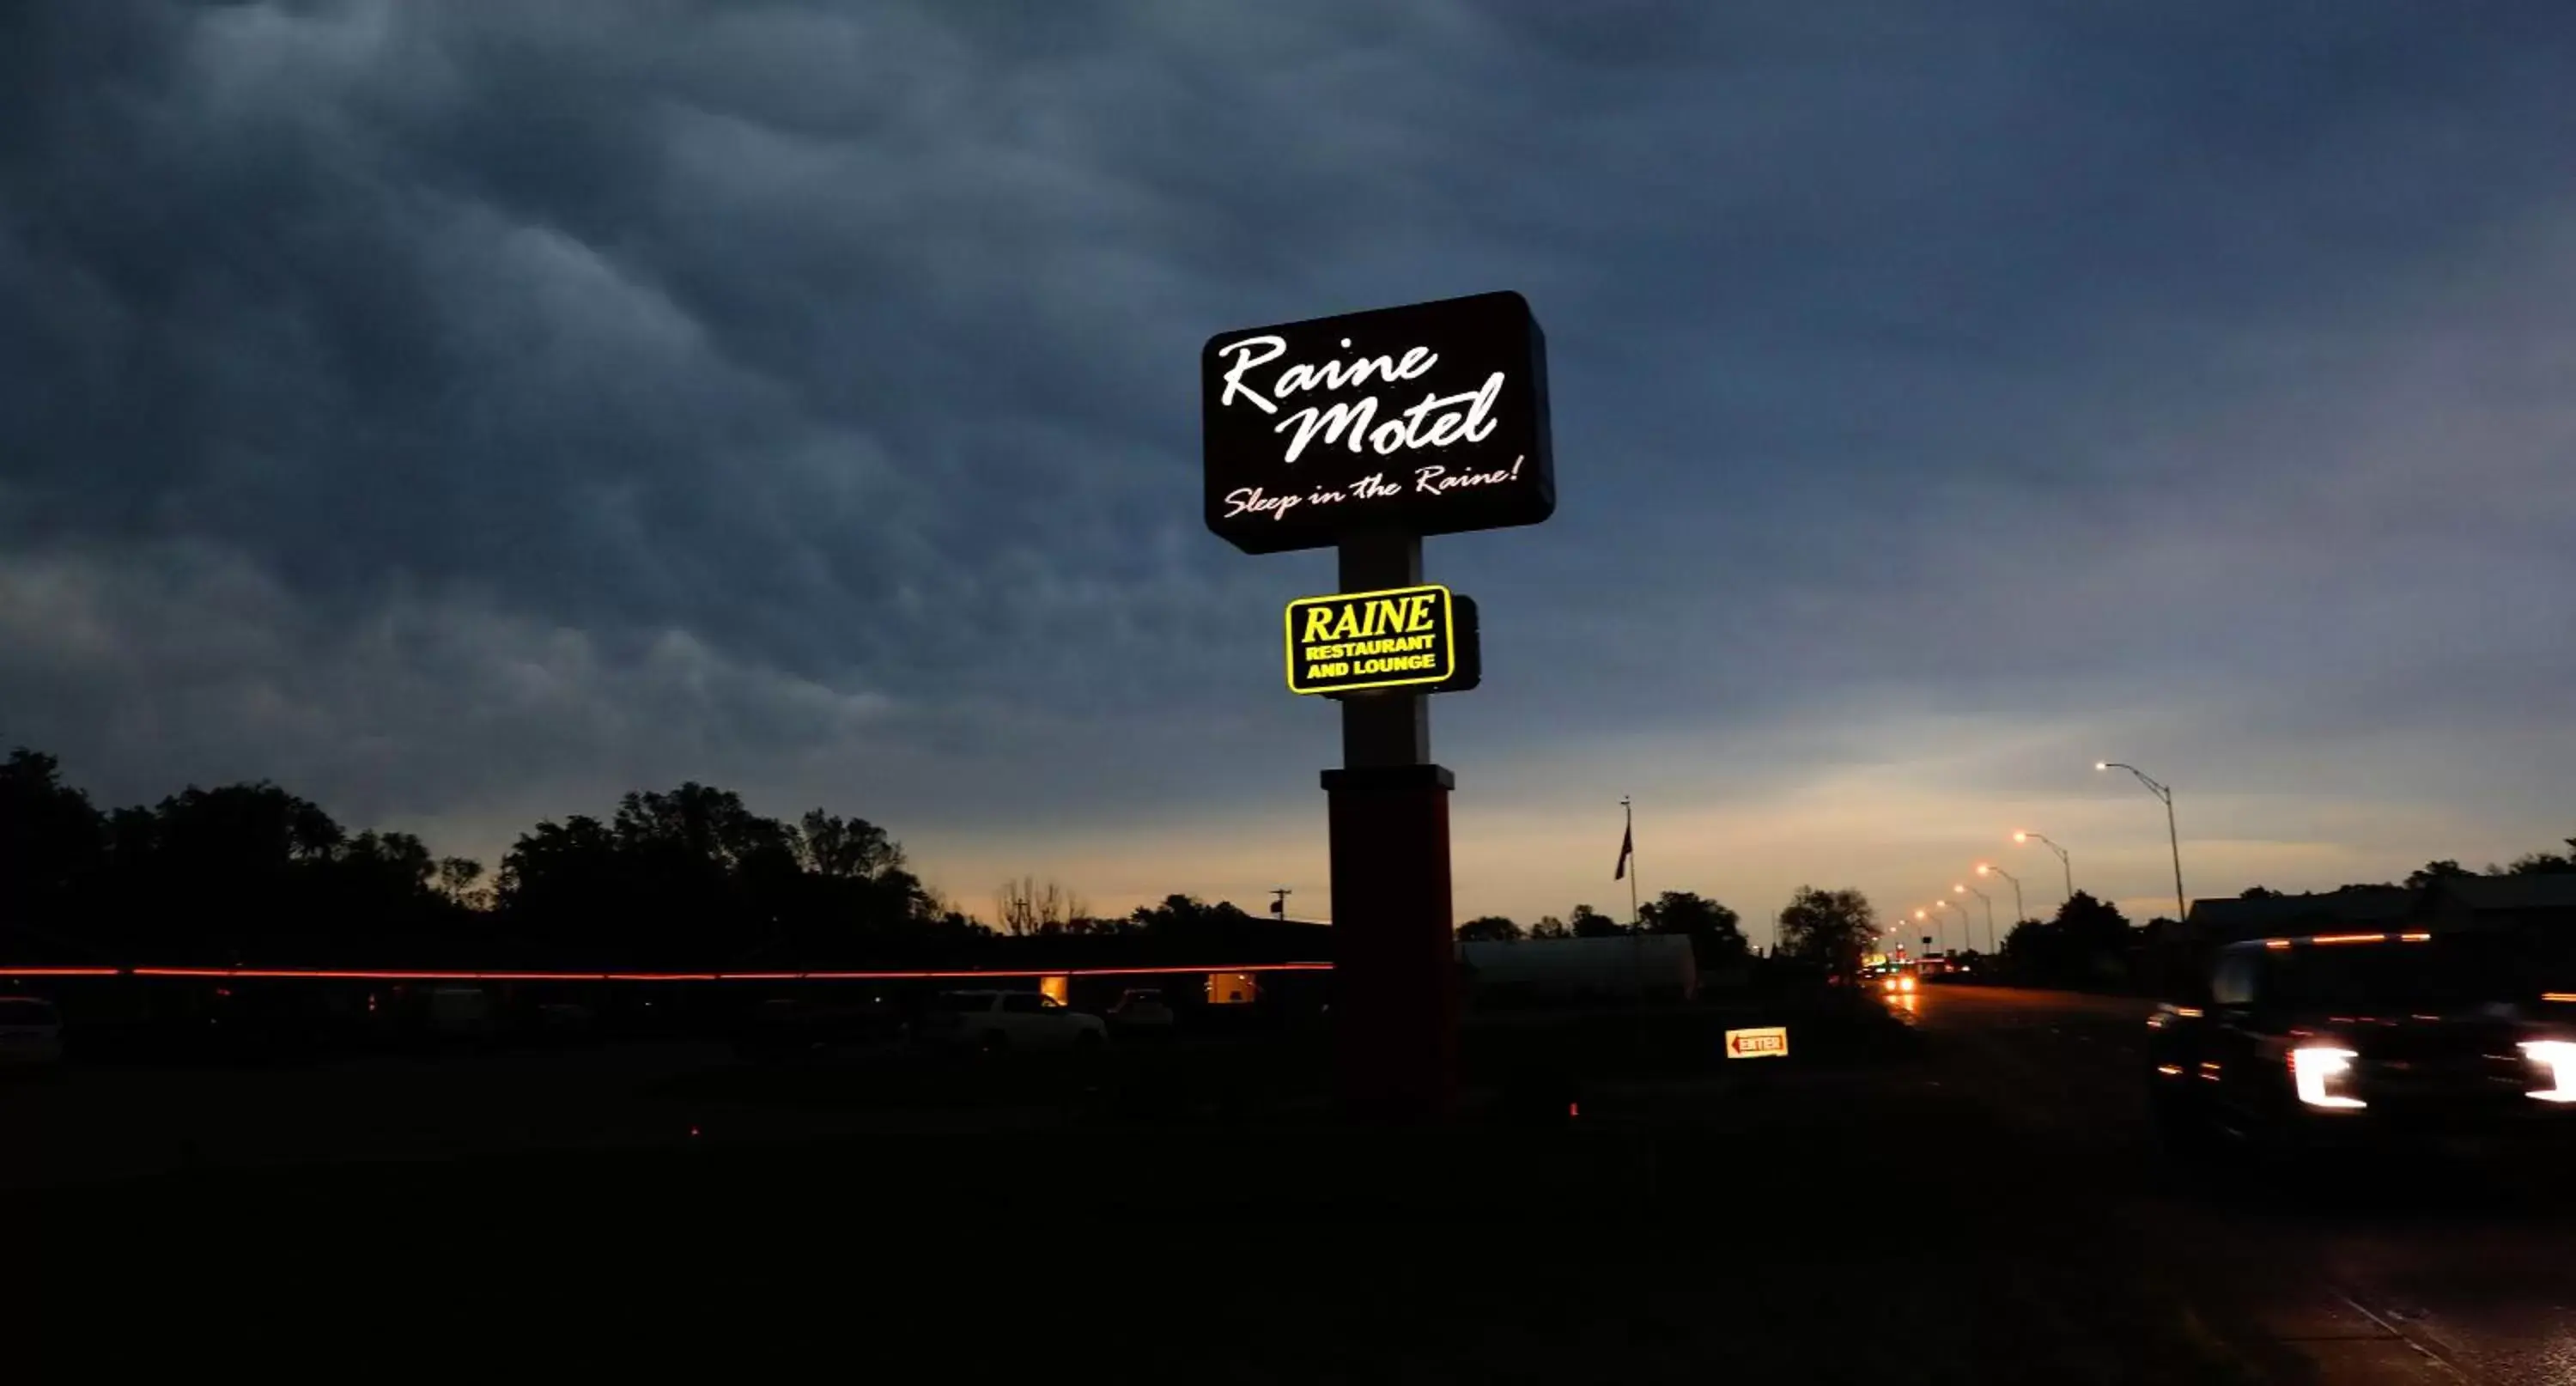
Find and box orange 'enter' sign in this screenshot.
[1725,1027,1789,1059]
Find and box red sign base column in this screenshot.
[1322,763,1458,1122]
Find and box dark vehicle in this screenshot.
[738,995,905,1060]
[0,995,65,1067]
[2146,930,2576,1161]
[1106,988,1176,1039]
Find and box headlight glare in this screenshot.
[2290,1046,2366,1109]
[2520,1040,2576,1103]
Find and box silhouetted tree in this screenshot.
[796,811,904,881]
[1776,886,1876,972]
[997,877,1087,936]
[1456,915,1523,942]
[2000,891,2133,988]
[1638,890,1746,967]
[149,782,346,875]
[435,856,491,911]
[1568,903,1624,938]
[2405,860,2472,890]
[1528,915,1571,939]
[497,815,623,912]
[0,749,106,936]
[1128,893,1262,935]
[2240,885,2282,899]
[2500,837,2576,876]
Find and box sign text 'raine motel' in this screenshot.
[1203,291,1554,555]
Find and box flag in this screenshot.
[1614,824,1632,881]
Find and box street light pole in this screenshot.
[1954,883,1995,955]
[1936,897,1970,956]
[1977,863,2022,933]
[2014,830,2074,906]
[2099,762,2187,926]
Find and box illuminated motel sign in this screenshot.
[1284,584,1480,696]
[1200,289,1552,1118]
[1202,291,1553,556]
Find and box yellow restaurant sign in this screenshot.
[1284,583,1457,696]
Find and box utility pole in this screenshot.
[1270,887,1292,920]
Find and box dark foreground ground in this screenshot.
[11,988,2573,1383]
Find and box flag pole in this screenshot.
[1622,795,1639,927]
[1622,794,1644,1006]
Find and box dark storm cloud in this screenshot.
[3,0,2574,888]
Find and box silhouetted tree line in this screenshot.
[2250,843,2576,893]
[1996,891,2137,988]
[1456,890,1750,967]
[1993,836,2576,992]
[1457,887,1902,978]
[0,746,1319,972]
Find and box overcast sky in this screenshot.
[5,1,2573,938]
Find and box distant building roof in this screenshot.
[2184,886,2416,940]
[2434,874,2576,913]
[2183,874,2576,943]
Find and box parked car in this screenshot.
[0,996,65,1066]
[531,1000,598,1037]
[2147,930,2576,1163]
[739,995,902,1058]
[1107,988,1176,1038]
[912,989,1106,1053]
[426,985,498,1037]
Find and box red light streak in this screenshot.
[605,973,720,982]
[34,962,1336,982]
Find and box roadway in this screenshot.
[1907,983,2576,1386]
[15,989,2574,1383]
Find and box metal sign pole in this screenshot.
[1322,530,1456,1120]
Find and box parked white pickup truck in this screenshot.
[913,989,1107,1053]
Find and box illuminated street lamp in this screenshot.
[1911,906,1943,955]
[1935,897,1971,955]
[2098,762,2188,927]
[1953,883,1995,954]
[1976,862,2024,931]
[2013,830,2074,905]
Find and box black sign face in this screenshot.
[1285,584,1464,696]
[1204,291,1554,555]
